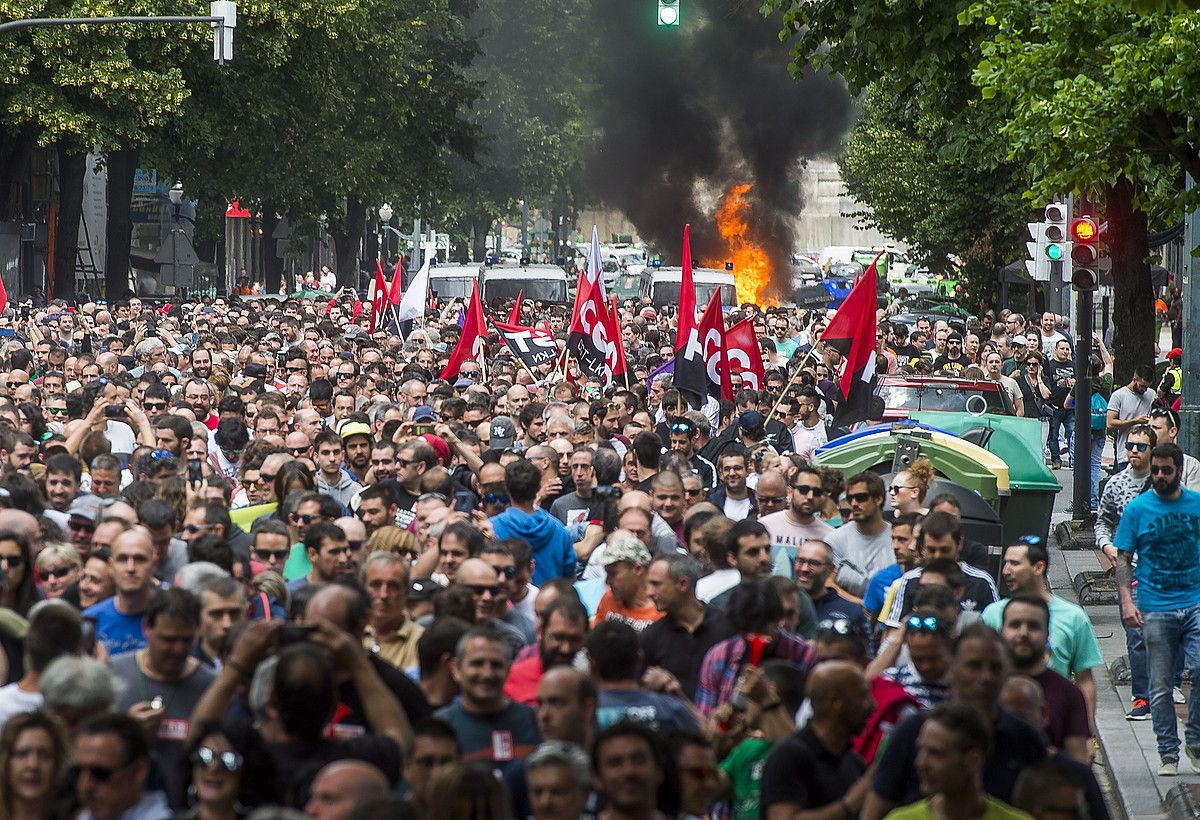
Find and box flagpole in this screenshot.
[765,362,806,426]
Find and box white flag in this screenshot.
[396,250,433,324]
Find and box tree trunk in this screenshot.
[104,146,138,300]
[53,145,86,301]
[1107,177,1155,384]
[333,196,366,289]
[261,201,283,295]
[470,214,490,262]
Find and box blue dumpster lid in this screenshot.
[816,421,957,456]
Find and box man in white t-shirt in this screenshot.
[762,465,834,578]
[825,471,892,598]
[1038,312,1070,357]
[0,603,82,729]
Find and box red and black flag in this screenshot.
[439,279,489,381]
[820,252,882,426]
[673,224,706,408]
[368,260,388,334]
[723,317,765,400]
[493,320,559,371]
[566,275,614,381]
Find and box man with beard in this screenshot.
[793,540,867,631]
[340,422,373,484]
[112,589,217,809]
[999,594,1091,763]
[762,464,834,579]
[1115,442,1200,776]
[505,597,590,705]
[286,520,357,595]
[667,417,716,490]
[589,399,626,457]
[826,471,892,598]
[193,575,245,670]
[184,379,219,430]
[788,389,828,462]
[1108,364,1156,471]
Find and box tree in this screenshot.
[839,89,1029,308]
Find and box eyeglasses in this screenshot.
[888,485,916,494]
[905,614,942,633]
[464,583,501,597]
[846,491,874,503]
[68,518,95,533]
[69,763,125,782]
[192,747,244,773]
[254,548,289,562]
[791,484,825,497]
[1125,442,1151,452]
[396,457,418,468]
[483,492,510,506]
[41,565,75,579]
[0,555,25,568]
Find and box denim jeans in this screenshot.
[1089,434,1105,510]
[1143,604,1200,760]
[1047,408,1075,463]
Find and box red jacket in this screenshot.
[853,676,920,763]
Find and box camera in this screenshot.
[104,403,126,419]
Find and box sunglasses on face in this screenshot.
[888,485,916,494]
[254,548,289,562]
[47,407,67,416]
[192,747,244,773]
[483,493,510,506]
[905,614,942,633]
[791,484,825,496]
[289,447,309,456]
[1126,442,1151,452]
[41,565,75,579]
[1151,465,1177,475]
[68,518,95,533]
[291,513,323,525]
[846,492,874,503]
[69,762,125,782]
[464,583,501,597]
[143,402,167,411]
[0,555,25,568]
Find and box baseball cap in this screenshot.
[739,410,766,432]
[412,405,437,423]
[409,578,439,602]
[454,377,474,389]
[600,536,653,567]
[1168,348,1183,360]
[421,434,451,465]
[490,416,517,450]
[1010,334,1029,346]
[339,421,372,441]
[68,494,103,524]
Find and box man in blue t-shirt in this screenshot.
[83,528,161,656]
[1115,442,1200,776]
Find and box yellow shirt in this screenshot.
[364,619,424,673]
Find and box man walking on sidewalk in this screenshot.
[1115,443,1200,776]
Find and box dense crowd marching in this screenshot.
[0,288,1179,820]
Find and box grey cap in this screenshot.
[490,416,517,450]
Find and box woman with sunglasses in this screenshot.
[0,531,38,618]
[0,709,69,820]
[888,457,935,517]
[1015,352,1051,420]
[34,543,80,599]
[177,720,278,818]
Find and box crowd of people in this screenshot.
[0,291,1122,819]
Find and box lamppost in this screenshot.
[378,202,393,262]
[169,181,183,294]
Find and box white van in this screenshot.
[481,264,569,306]
[646,267,737,308]
[428,264,483,303]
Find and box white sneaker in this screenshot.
[1175,687,1187,704]
[1188,748,1200,775]
[1159,758,1179,776]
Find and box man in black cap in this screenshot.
[933,332,969,375]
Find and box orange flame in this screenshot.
[703,183,774,307]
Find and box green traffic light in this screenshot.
[1045,243,1064,261]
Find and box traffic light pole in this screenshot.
[1072,287,1093,520]
[1180,172,1200,455]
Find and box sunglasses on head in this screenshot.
[669,422,692,435]
[816,617,860,637]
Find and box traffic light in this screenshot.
[1025,220,1044,280]
[658,0,679,26]
[1070,216,1099,291]
[1043,203,1068,266]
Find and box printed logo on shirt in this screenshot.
[157,719,189,741]
[491,730,514,761]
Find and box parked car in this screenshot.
[874,375,1014,421]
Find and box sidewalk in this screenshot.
[1049,500,1189,820]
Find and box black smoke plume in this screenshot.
[585,0,853,297]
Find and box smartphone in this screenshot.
[278,624,318,645]
[80,616,97,655]
[104,403,126,418]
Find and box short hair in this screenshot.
[198,574,245,603]
[251,517,291,545]
[144,588,201,629]
[502,458,543,505]
[952,622,1007,657]
[44,453,82,482]
[542,596,589,631]
[652,553,702,590]
[912,583,957,612]
[632,431,662,470]
[304,520,346,556]
[526,741,591,790]
[76,712,149,766]
[417,617,472,676]
[1002,593,1050,630]
[1152,442,1184,468]
[844,470,885,498]
[920,558,966,590]
[1006,538,1049,571]
[411,716,463,755]
[586,620,640,681]
[920,510,962,544]
[25,601,82,673]
[153,414,193,444]
[1011,759,1087,817]
[40,656,120,714]
[358,482,399,509]
[925,701,993,758]
[592,447,622,486]
[454,626,513,664]
[725,518,768,558]
[725,579,783,634]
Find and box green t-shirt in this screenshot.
[719,738,773,820]
[884,795,1032,820]
[980,595,1103,678]
[282,542,310,581]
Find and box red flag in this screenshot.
[368,261,387,333]
[678,224,697,351]
[324,297,336,316]
[695,289,728,402]
[508,289,524,324]
[386,258,404,306]
[439,279,489,381]
[723,318,766,399]
[351,299,364,321]
[608,294,628,382]
[820,252,882,426]
[567,275,614,381]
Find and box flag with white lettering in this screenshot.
[723,317,766,398]
[493,320,559,371]
[673,225,706,408]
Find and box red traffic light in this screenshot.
[1070,217,1098,243]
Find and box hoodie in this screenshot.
[490,506,576,585]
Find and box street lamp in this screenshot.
[377,203,394,262]
[168,181,183,294]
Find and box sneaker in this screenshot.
[1052,460,1062,470]
[1187,747,1200,775]
[1128,698,1151,720]
[1159,757,1179,776]
[1175,687,1186,704]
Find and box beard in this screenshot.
[1155,474,1182,496]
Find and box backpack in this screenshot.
[1090,392,1108,431]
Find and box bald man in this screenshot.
[0,509,41,556]
[761,661,876,820]
[617,488,683,555]
[304,760,388,820]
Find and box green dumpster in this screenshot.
[909,411,1061,546]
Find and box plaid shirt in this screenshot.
[695,630,816,716]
